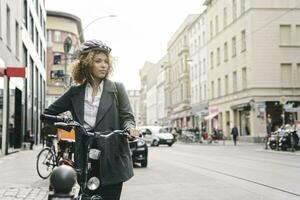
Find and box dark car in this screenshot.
[129,137,148,167]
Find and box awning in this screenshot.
[204,112,218,121]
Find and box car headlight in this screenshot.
[87,177,100,190]
[137,139,145,146]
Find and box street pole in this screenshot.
[63,36,72,89]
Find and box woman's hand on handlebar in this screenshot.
[127,127,140,139]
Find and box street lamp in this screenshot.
[79,14,117,39]
[63,36,72,87]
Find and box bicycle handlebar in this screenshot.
[42,113,130,138]
[40,114,71,123]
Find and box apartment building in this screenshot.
[139,62,157,125]
[0,0,47,155]
[156,55,168,126]
[167,14,199,129]
[46,10,84,106]
[188,11,209,130]
[127,90,141,126]
[204,0,300,141]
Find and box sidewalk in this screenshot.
[178,139,300,155]
[0,146,49,200]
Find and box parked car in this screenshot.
[139,126,174,147]
[128,137,148,167]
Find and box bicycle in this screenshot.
[36,133,74,179]
[41,114,131,200]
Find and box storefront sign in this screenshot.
[5,67,26,77]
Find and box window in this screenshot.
[242,67,247,89]
[211,81,215,99]
[210,51,214,69]
[232,0,237,21]
[6,5,11,48]
[225,75,229,94]
[241,0,245,14]
[281,64,292,87]
[232,36,236,57]
[223,7,227,28]
[203,58,206,74]
[204,84,207,99]
[47,30,52,42]
[54,31,61,42]
[180,84,184,101]
[215,15,219,34]
[280,25,291,45]
[217,47,221,65]
[23,44,28,67]
[29,13,34,41]
[23,0,28,29]
[15,21,19,57]
[199,60,202,75]
[233,71,237,92]
[241,30,246,51]
[53,54,61,64]
[217,78,221,97]
[298,64,300,86]
[35,28,38,51]
[210,20,213,38]
[224,42,228,61]
[296,25,300,45]
[199,85,202,101]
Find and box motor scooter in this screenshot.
[279,128,300,151]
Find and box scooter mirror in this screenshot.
[89,149,101,160]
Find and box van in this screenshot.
[139,126,174,147]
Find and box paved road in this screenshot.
[0,142,299,200]
[122,141,300,200]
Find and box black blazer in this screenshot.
[44,79,135,186]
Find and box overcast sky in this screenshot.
[46,0,205,90]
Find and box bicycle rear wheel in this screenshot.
[36,148,56,179]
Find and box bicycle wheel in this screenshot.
[36,148,56,179]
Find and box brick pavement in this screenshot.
[0,146,49,200]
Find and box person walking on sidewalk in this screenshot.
[44,39,139,200]
[231,125,238,146]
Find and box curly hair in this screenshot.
[71,50,114,85]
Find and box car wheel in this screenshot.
[152,140,159,146]
[141,159,147,167]
[168,143,173,147]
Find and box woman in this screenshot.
[44,39,139,200]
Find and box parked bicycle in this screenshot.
[36,128,75,179]
[41,114,131,200]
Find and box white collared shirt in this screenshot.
[83,81,104,130]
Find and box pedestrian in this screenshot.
[231,125,238,146]
[43,39,139,200]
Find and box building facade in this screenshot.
[204,0,300,141]
[188,11,209,131]
[46,10,84,107]
[156,55,169,126]
[127,90,141,126]
[167,14,199,129]
[0,0,47,155]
